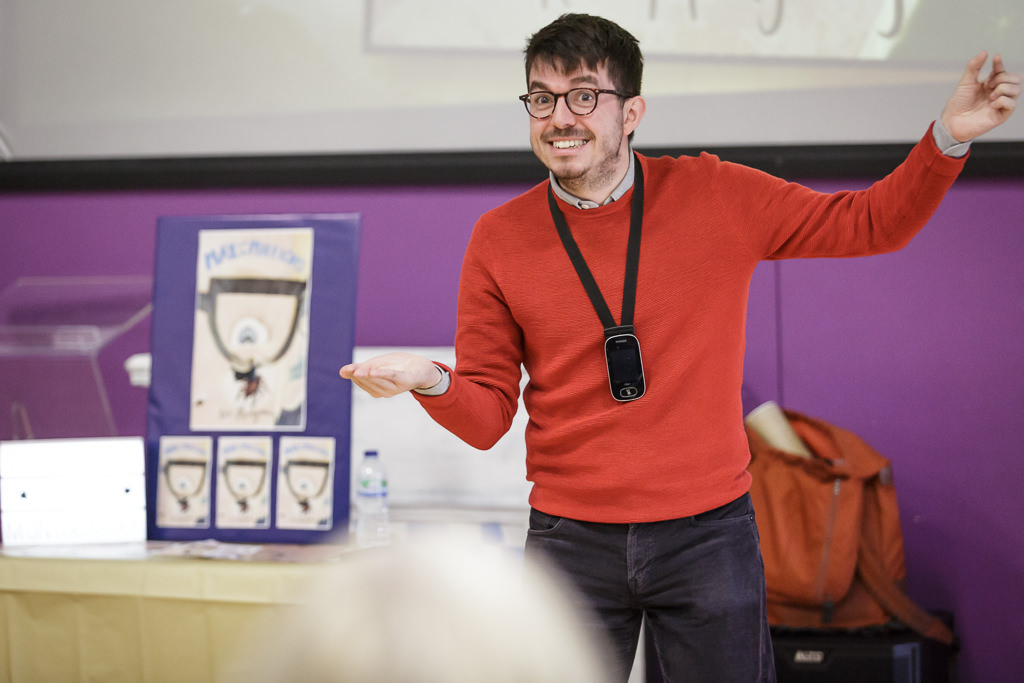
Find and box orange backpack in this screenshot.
[746,409,953,644]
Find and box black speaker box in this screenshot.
[771,622,958,683]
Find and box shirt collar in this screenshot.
[549,151,636,210]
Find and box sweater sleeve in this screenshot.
[721,123,967,260]
[411,216,524,450]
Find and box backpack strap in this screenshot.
[857,538,955,645]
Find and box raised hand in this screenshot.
[339,352,444,399]
[941,52,1022,143]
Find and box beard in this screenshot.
[541,121,627,199]
[552,143,625,198]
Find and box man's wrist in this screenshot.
[933,117,972,158]
[412,365,451,396]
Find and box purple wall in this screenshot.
[1,175,1022,682]
[779,177,1024,683]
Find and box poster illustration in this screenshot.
[190,228,314,431]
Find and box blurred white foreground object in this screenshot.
[235,540,615,683]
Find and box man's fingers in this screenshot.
[991,72,1023,93]
[991,54,1005,76]
[339,352,438,397]
[349,374,402,398]
[992,94,1018,115]
[989,72,1022,112]
[965,50,989,83]
[341,360,420,398]
[342,360,392,379]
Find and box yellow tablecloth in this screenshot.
[0,543,342,683]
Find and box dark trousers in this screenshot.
[525,493,776,683]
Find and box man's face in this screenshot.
[526,59,643,201]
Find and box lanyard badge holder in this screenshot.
[548,154,646,402]
[603,325,644,401]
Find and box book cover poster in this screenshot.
[215,436,272,529]
[147,213,359,544]
[156,436,213,528]
[190,228,313,431]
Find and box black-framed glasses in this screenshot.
[518,88,633,119]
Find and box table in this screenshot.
[0,510,529,682]
[0,542,345,682]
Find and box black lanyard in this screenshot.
[547,154,646,401]
[546,153,644,337]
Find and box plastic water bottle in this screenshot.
[355,449,390,547]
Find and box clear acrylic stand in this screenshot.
[0,276,152,441]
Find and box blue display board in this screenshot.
[145,214,360,544]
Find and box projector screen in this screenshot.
[0,0,1021,160]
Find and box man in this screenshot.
[341,13,1019,682]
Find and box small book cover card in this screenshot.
[156,436,213,528]
[215,436,272,529]
[276,436,335,530]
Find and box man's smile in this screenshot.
[550,139,589,149]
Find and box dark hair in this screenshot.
[524,14,643,96]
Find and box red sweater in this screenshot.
[415,126,965,523]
